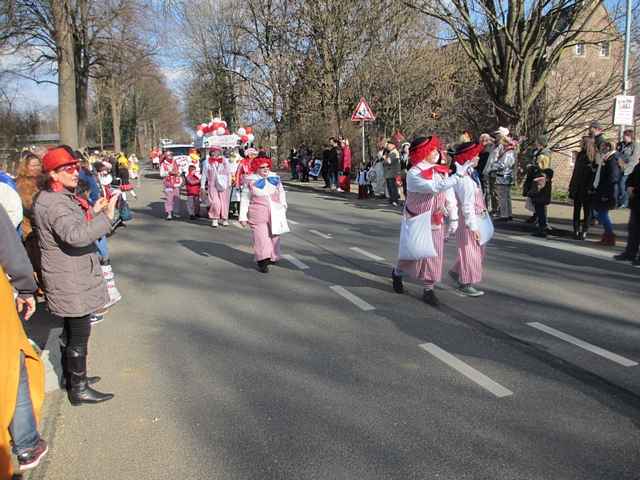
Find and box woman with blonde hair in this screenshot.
[15,152,43,286]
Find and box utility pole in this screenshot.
[621,0,633,137]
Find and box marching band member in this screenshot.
[204,147,231,228]
[450,142,489,297]
[239,156,287,273]
[392,136,461,306]
[163,166,182,221]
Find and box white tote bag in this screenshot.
[215,173,229,191]
[269,200,290,235]
[398,211,436,261]
[478,212,494,246]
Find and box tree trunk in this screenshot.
[76,76,88,149]
[52,0,79,148]
[111,97,122,153]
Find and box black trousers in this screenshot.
[62,315,92,354]
[572,197,591,232]
[624,208,640,258]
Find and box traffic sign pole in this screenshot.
[361,121,365,166]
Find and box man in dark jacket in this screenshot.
[614,162,640,266]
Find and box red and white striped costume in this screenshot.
[451,175,486,285]
[396,162,458,289]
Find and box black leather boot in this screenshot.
[60,346,101,389]
[66,347,113,406]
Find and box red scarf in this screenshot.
[208,156,223,165]
[419,164,450,180]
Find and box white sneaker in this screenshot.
[337,188,344,192]
[222,220,229,227]
[211,219,219,228]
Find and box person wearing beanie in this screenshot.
[163,165,182,220]
[392,136,462,306]
[449,142,491,297]
[239,156,288,273]
[33,146,119,405]
[204,147,231,228]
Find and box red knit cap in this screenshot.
[409,136,441,166]
[42,147,78,172]
[250,156,272,173]
[453,142,483,164]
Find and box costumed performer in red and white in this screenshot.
[391,136,462,306]
[204,146,231,228]
[239,156,287,273]
[449,141,490,297]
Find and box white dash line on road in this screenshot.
[288,219,300,225]
[527,322,638,367]
[283,254,309,270]
[309,229,332,239]
[349,247,386,262]
[330,285,375,311]
[419,343,514,398]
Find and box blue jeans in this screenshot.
[596,208,614,234]
[9,352,40,455]
[96,236,109,260]
[618,174,629,208]
[328,171,338,189]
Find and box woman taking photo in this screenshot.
[33,146,119,405]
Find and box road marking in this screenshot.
[527,322,638,367]
[419,343,513,398]
[503,234,615,262]
[309,229,332,239]
[330,285,375,311]
[350,247,386,262]
[201,251,211,257]
[283,254,309,270]
[288,219,300,225]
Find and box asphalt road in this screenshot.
[27,171,640,480]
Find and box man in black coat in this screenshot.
[614,162,640,266]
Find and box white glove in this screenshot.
[447,220,459,238]
[455,161,472,177]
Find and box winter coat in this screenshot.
[616,140,640,176]
[626,163,640,211]
[591,154,621,211]
[569,152,596,202]
[185,173,201,196]
[523,166,554,206]
[491,145,516,185]
[33,188,112,318]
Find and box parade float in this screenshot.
[194,117,255,152]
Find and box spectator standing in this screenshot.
[33,147,118,405]
[523,136,554,238]
[614,162,640,265]
[384,141,401,206]
[15,152,43,286]
[592,141,620,246]
[289,148,299,180]
[569,121,604,240]
[326,138,342,191]
[340,138,352,192]
[615,129,639,208]
[487,127,516,220]
[0,204,47,475]
[0,166,23,228]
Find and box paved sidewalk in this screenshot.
[281,175,630,250]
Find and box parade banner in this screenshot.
[203,134,241,148]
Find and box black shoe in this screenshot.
[65,349,114,405]
[580,231,588,241]
[17,438,48,472]
[392,270,404,294]
[614,253,634,261]
[190,215,196,220]
[422,289,440,306]
[257,259,270,273]
[525,215,537,224]
[573,231,581,240]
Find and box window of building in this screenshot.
[599,41,610,57]
[575,43,586,57]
